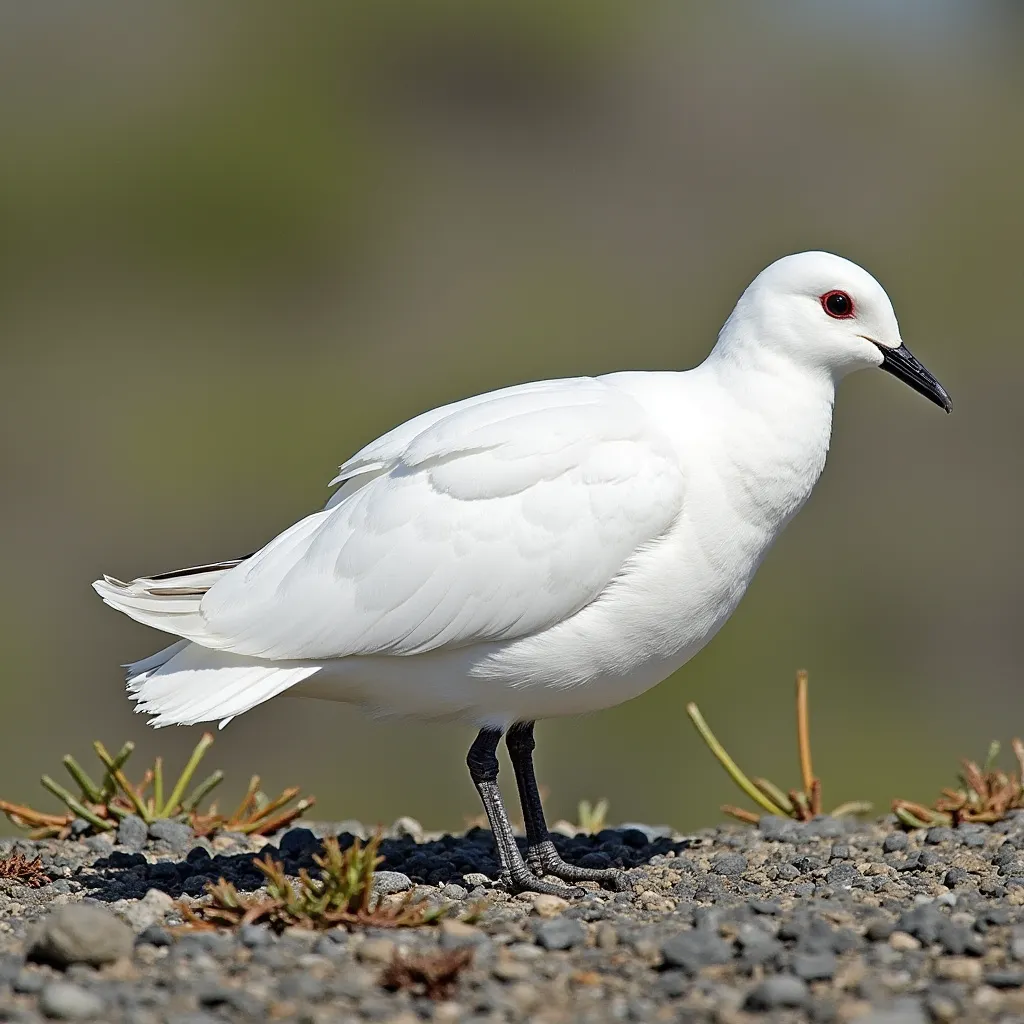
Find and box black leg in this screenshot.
[506,722,628,891]
[466,729,583,897]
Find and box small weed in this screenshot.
[380,947,474,1000]
[182,834,448,932]
[0,733,313,840]
[0,851,50,888]
[575,799,610,835]
[687,670,871,825]
[893,739,1024,828]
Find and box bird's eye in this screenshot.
[821,290,854,319]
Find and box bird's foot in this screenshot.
[499,864,586,900]
[528,839,630,891]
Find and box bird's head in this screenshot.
[724,250,951,412]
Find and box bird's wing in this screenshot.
[196,377,685,660]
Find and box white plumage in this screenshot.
[94,251,950,734]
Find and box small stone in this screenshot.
[793,952,837,981]
[943,867,969,888]
[13,969,46,993]
[239,924,272,948]
[439,919,486,950]
[115,815,148,851]
[278,828,317,855]
[136,925,172,947]
[883,833,908,853]
[888,931,921,952]
[113,887,176,932]
[660,931,732,973]
[934,957,982,982]
[441,883,468,900]
[926,826,955,845]
[391,816,424,842]
[857,998,928,1024]
[745,975,809,1010]
[492,955,531,982]
[29,904,134,969]
[39,981,105,1019]
[147,819,193,849]
[535,918,585,951]
[463,873,491,888]
[372,871,412,896]
[985,970,1024,988]
[711,853,747,876]
[866,918,896,941]
[532,893,569,918]
[356,938,396,964]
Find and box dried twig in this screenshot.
[687,670,871,825]
[893,739,1024,828]
[380,948,473,1000]
[0,851,50,888]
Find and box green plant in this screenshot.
[0,733,313,840]
[893,739,1024,828]
[686,670,871,825]
[182,834,449,932]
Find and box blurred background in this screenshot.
[2,2,1022,837]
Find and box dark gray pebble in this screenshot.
[883,833,908,853]
[660,931,732,973]
[278,827,317,855]
[535,918,586,951]
[115,815,148,852]
[745,974,809,1010]
[793,951,837,981]
[147,819,193,849]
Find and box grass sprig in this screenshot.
[0,733,313,840]
[181,834,448,932]
[687,670,871,825]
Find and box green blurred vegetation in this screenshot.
[1,3,1023,836]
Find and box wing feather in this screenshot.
[196,378,684,660]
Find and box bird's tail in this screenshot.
[124,640,320,728]
[92,558,247,643]
[95,557,319,727]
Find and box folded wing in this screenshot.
[123,378,686,661]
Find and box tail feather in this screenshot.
[126,641,320,728]
[92,558,247,644]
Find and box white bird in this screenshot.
[94,251,950,895]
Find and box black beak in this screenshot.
[876,343,952,413]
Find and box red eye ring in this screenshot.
[821,290,854,319]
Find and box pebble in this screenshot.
[532,893,569,917]
[38,982,106,1019]
[745,974,809,1009]
[146,818,194,849]
[534,917,585,950]
[371,871,413,896]
[28,904,134,968]
[115,815,148,852]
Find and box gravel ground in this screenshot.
[3,813,1024,1022]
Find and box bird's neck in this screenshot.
[700,344,836,537]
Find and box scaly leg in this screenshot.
[505,722,628,890]
[466,728,584,897]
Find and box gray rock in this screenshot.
[535,918,585,951]
[39,981,105,1019]
[793,951,837,980]
[711,853,747,876]
[660,931,732,973]
[857,998,928,1024]
[28,904,134,968]
[883,832,908,853]
[371,870,413,896]
[115,815,148,851]
[745,974,809,1010]
[147,818,193,849]
[13,968,46,993]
